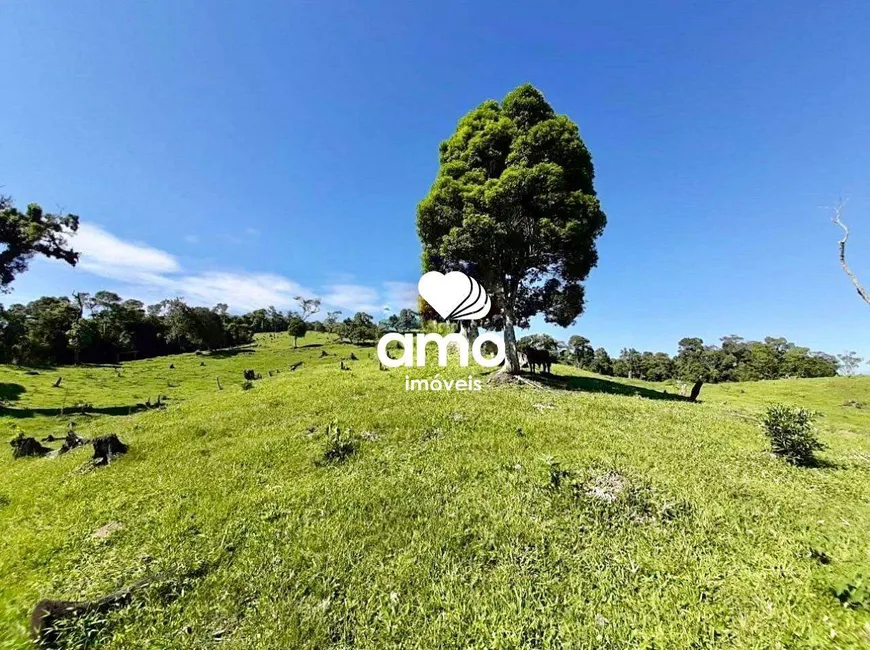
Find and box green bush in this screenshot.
[762,404,824,466]
[834,573,868,608]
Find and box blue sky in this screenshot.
[2,1,869,358]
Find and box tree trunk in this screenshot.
[688,380,704,402]
[502,307,521,374]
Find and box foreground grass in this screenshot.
[1,333,869,648]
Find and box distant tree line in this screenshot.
[0,289,428,365]
[518,334,842,382]
[0,284,848,382]
[0,292,265,365]
[316,308,421,346]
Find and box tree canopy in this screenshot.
[287,316,308,348]
[0,292,291,365]
[416,84,607,373]
[517,333,559,352]
[0,196,80,291]
[380,308,421,334]
[555,333,839,382]
[337,312,379,345]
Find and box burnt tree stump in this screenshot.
[60,431,88,454]
[10,435,51,459]
[92,435,128,466]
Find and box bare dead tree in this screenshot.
[831,200,870,307]
[294,295,322,321]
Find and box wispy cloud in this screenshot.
[63,224,419,315]
[382,281,418,312]
[322,284,382,314]
[320,282,418,314]
[218,227,262,245]
[73,223,181,284]
[175,272,308,311]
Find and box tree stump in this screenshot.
[10,435,51,459]
[60,431,88,454]
[92,435,128,466]
[688,380,704,402]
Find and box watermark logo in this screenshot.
[377,271,504,372]
[417,271,491,320]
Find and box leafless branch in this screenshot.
[831,199,870,307]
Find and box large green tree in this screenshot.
[0,196,80,291]
[22,296,80,364]
[675,337,715,383]
[339,312,379,344]
[613,347,644,379]
[567,334,594,368]
[287,315,308,348]
[589,347,613,376]
[517,333,559,353]
[416,84,607,373]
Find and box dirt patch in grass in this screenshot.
[585,470,627,503]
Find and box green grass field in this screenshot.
[2,332,869,648]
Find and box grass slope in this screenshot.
[1,333,869,648]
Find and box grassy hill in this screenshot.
[2,333,869,648]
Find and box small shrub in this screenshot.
[762,404,824,466]
[834,573,868,608]
[543,457,573,490]
[318,424,358,465]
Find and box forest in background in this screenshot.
[0,289,847,385]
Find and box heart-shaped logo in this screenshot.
[418,271,491,321]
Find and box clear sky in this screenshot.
[2,1,869,359]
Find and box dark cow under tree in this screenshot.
[520,348,552,374]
